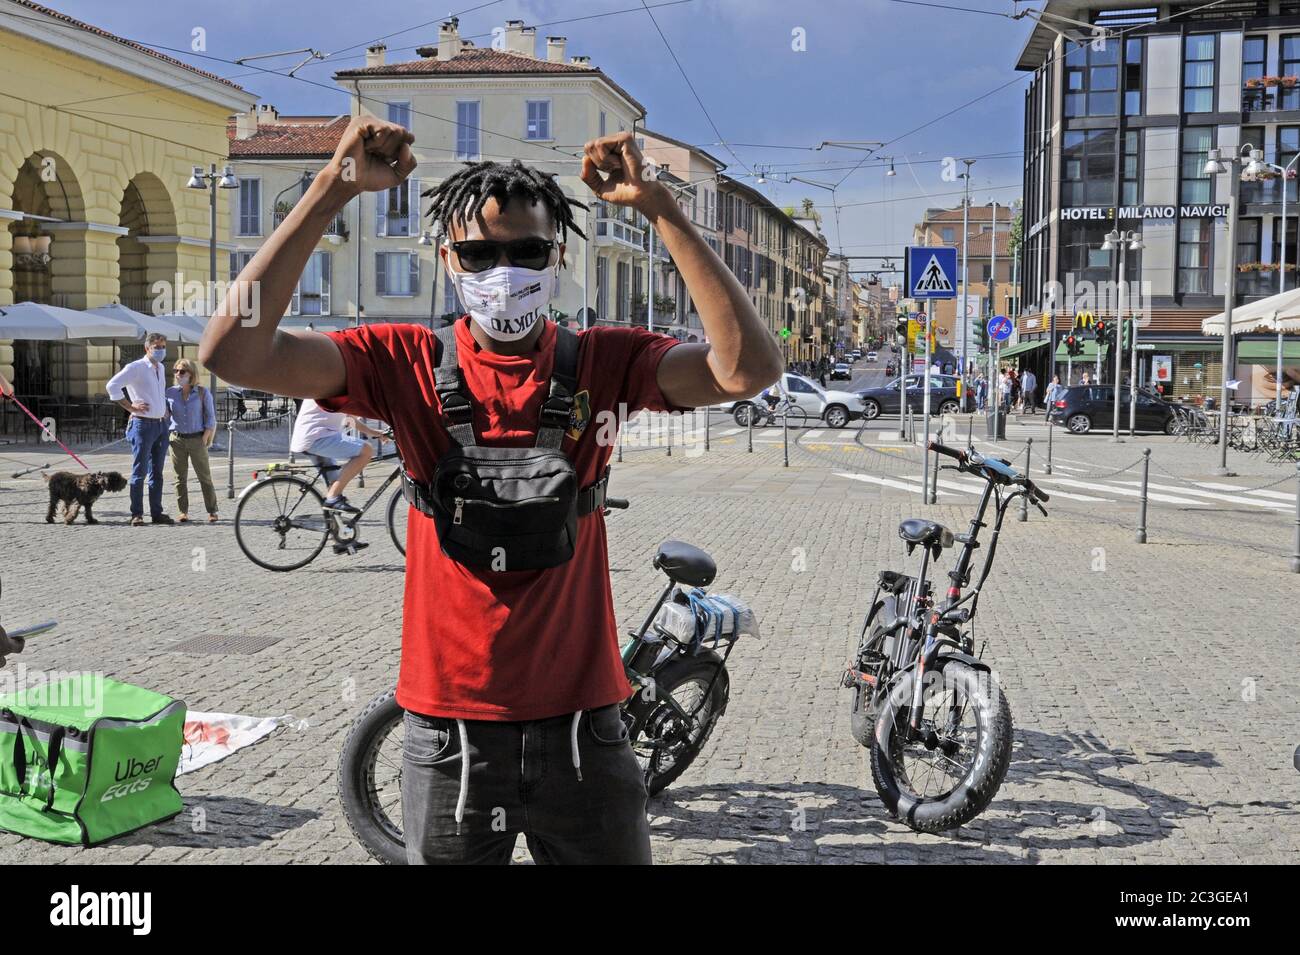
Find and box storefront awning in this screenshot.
[997,339,1048,360]
[1236,340,1300,363]
[1140,341,1218,353]
[1054,339,1110,361]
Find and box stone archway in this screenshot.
[116,171,178,311]
[4,150,89,398]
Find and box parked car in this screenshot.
[857,373,966,419]
[866,351,878,362]
[721,372,866,428]
[831,363,852,381]
[1046,385,1178,435]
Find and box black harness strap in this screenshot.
[537,326,579,450]
[433,325,476,448]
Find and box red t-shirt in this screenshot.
[319,317,684,721]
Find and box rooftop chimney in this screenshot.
[569,55,591,67]
[234,106,258,140]
[505,20,534,56]
[438,17,460,61]
[258,103,279,123]
[366,44,386,68]
[545,36,567,63]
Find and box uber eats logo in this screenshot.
[101,754,164,802]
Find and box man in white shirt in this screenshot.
[290,398,385,514]
[106,333,174,526]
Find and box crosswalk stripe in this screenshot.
[1195,481,1297,503]
[1045,477,1208,507]
[1109,480,1290,510]
[719,427,743,436]
[804,430,825,440]
[835,472,948,496]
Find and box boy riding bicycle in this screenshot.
[289,398,387,513]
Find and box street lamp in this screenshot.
[187,164,239,392]
[957,159,975,384]
[1202,144,1258,474]
[1098,228,1144,437]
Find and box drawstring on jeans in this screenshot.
[570,711,583,781]
[450,711,585,837]
[454,719,470,835]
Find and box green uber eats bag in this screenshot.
[0,677,185,846]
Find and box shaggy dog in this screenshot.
[42,470,128,525]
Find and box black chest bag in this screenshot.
[401,324,608,571]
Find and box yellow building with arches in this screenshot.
[0,1,255,399]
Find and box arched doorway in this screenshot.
[6,150,87,398]
[116,172,177,311]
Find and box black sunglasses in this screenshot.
[449,238,556,273]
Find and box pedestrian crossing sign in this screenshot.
[905,246,958,300]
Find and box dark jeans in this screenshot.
[126,417,168,518]
[401,703,651,865]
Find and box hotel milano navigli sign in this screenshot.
[1062,204,1229,221]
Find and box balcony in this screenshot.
[1242,78,1300,114]
[1236,263,1295,299]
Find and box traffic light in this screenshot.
[1064,333,1083,357]
[895,317,909,352]
[975,315,990,355]
[1121,319,1134,350]
[1094,319,1113,348]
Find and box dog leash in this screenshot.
[3,395,89,471]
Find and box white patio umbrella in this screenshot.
[86,303,202,345]
[1201,286,1300,335]
[0,301,136,340]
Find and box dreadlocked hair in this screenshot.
[422,159,587,242]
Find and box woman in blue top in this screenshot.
[166,358,219,523]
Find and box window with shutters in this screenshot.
[456,101,480,159]
[525,100,551,140]
[238,178,261,236]
[292,251,331,316]
[376,251,420,297]
[376,179,419,237]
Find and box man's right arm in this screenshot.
[199,115,417,399]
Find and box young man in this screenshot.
[289,397,385,514]
[106,333,175,526]
[200,116,783,865]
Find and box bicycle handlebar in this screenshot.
[605,497,630,510]
[929,441,966,463]
[929,441,1050,504]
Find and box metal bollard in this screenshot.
[618,421,624,463]
[1291,462,1300,572]
[1136,448,1151,544]
[226,420,236,500]
[747,406,754,453]
[667,412,673,457]
[782,408,789,468]
[928,432,939,505]
[1045,415,1054,475]
[704,406,711,452]
[1018,437,1033,522]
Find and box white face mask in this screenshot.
[446,258,557,342]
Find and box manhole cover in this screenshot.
[168,633,281,655]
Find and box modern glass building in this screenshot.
[1016,1,1300,406]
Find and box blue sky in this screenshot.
[39,0,1036,280]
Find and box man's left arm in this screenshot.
[581,133,783,408]
[201,387,216,447]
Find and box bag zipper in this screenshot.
[453,497,464,525]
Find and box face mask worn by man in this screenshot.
[151,348,167,362]
[446,258,558,343]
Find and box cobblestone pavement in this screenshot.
[0,418,1296,864]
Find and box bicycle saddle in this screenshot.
[898,519,954,549]
[654,540,717,587]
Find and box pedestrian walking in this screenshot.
[1021,368,1038,414]
[106,333,174,526]
[1044,373,1063,411]
[999,369,1012,414]
[166,358,219,523]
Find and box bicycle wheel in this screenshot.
[338,689,407,865]
[386,487,409,557]
[784,407,809,429]
[870,658,1012,833]
[624,652,729,796]
[234,475,329,571]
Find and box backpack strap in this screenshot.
[536,325,579,450]
[433,324,476,447]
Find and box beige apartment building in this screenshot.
[228,18,648,330]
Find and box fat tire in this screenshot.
[870,659,1012,833]
[338,689,407,865]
